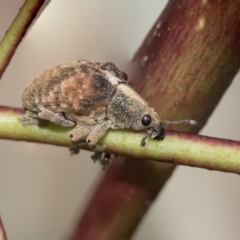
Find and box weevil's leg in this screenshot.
[69,120,112,168]
[19,114,39,125]
[91,152,111,170]
[86,121,112,168]
[69,126,95,155]
[69,125,95,142]
[25,110,38,118]
[69,141,88,155]
[19,110,47,126]
[86,120,112,147]
[38,107,75,127]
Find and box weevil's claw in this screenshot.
[101,153,111,170]
[91,152,111,170]
[69,141,87,155]
[91,152,101,162]
[69,145,81,155]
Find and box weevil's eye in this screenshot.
[141,114,152,126]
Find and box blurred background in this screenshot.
[0,1,240,239]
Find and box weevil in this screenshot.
[20,60,196,167]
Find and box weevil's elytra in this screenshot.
[20,60,196,166]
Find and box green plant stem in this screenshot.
[0,106,71,146]
[0,0,46,78]
[1,106,240,174]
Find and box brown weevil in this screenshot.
[20,60,196,167]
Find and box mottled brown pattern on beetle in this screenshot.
[79,63,101,75]
[21,61,116,117]
[107,84,147,129]
[100,62,128,81]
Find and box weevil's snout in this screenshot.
[152,123,165,140]
[146,122,165,140]
[141,123,164,147]
[141,113,197,146]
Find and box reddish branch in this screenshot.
[69,1,240,240]
[0,217,7,240]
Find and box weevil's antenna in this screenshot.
[162,119,197,126]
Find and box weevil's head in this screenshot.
[138,107,197,146]
[137,107,165,145]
